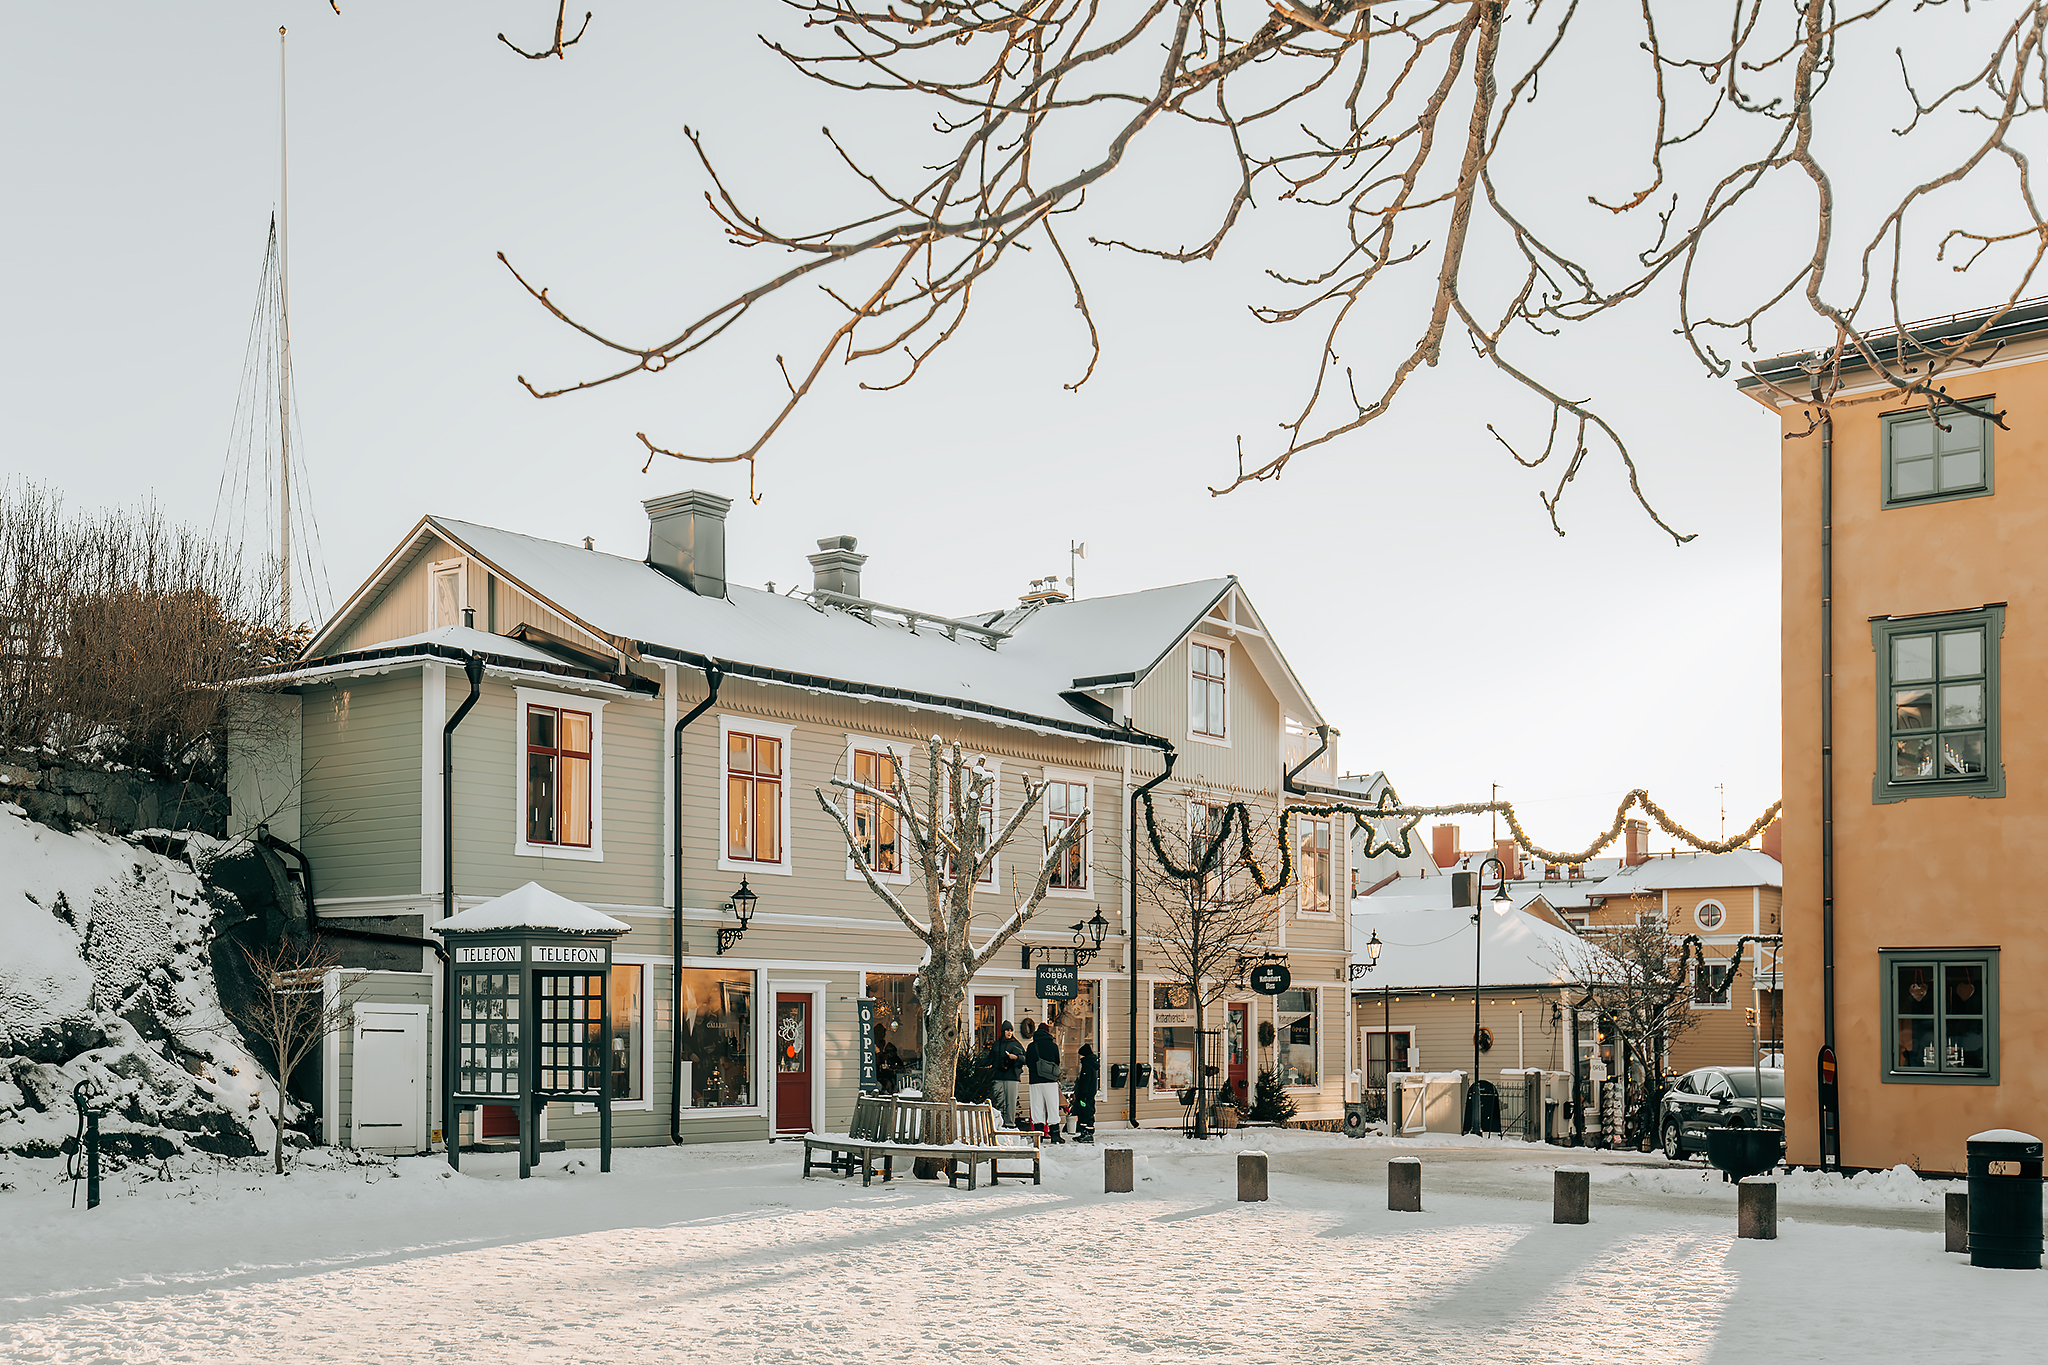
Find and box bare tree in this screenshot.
[1553,903,1708,1143]
[815,736,1087,1140]
[1139,818,1281,1138]
[229,938,360,1174]
[499,3,2048,530]
[499,3,591,60]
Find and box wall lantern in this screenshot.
[1349,928,1383,982]
[718,878,758,956]
[1072,909,1110,964]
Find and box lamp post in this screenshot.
[1467,856,1514,1134]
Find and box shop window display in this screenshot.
[1151,983,1198,1092]
[1022,982,1098,1084]
[678,967,753,1108]
[1274,987,1318,1087]
[866,973,923,1093]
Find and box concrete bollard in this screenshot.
[1105,1147,1134,1194]
[1238,1151,1269,1202]
[1388,1156,1422,1212]
[1737,1179,1777,1240]
[1945,1190,1969,1253]
[1553,1167,1589,1225]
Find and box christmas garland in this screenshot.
[1138,785,1784,896]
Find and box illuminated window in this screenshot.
[1046,778,1089,892]
[851,748,900,874]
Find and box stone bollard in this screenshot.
[1105,1147,1135,1194]
[1238,1151,1269,1202]
[1737,1179,1777,1240]
[1945,1190,1969,1253]
[1388,1156,1422,1212]
[1553,1167,1590,1225]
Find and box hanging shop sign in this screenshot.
[1250,963,1292,996]
[857,998,878,1093]
[1035,963,1080,1001]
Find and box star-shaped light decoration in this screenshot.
[1356,786,1422,860]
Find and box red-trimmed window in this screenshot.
[1191,642,1227,739]
[526,705,592,847]
[1046,780,1088,890]
[726,732,784,864]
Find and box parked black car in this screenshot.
[1659,1066,1785,1161]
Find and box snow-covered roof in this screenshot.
[1350,903,1618,989]
[437,882,629,935]
[367,625,569,669]
[1584,850,1782,897]
[309,511,1309,745]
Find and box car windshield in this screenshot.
[1724,1071,1784,1099]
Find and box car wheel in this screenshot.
[1662,1121,1685,1161]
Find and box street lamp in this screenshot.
[1467,856,1515,1133]
[716,878,758,955]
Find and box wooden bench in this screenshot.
[802,1097,1041,1190]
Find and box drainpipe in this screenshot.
[1127,734,1176,1129]
[1817,395,1840,1171]
[442,655,485,923]
[439,654,483,1164]
[260,826,447,962]
[670,661,724,1145]
[1282,723,1332,795]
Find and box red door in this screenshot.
[481,1105,519,1138]
[1226,1003,1250,1107]
[775,994,812,1133]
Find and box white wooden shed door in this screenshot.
[352,1007,425,1153]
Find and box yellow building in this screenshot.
[1744,303,2048,1175]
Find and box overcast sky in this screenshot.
[1,4,2020,857]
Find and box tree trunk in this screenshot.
[273,1097,286,1174]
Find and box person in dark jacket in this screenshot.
[1026,1026,1064,1142]
[1072,1042,1099,1142]
[990,1022,1026,1129]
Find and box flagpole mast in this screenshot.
[278,25,293,629]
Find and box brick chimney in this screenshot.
[1759,816,1783,862]
[1623,818,1649,867]
[1431,823,1458,869]
[1495,837,1521,882]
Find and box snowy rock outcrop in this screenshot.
[0,804,279,1164]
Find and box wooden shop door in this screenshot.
[1226,1003,1251,1106]
[775,994,813,1133]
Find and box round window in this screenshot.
[1695,901,1726,931]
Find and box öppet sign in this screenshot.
[1035,963,1079,1000]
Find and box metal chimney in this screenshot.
[808,535,867,598]
[644,490,731,598]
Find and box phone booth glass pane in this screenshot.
[538,974,605,1091]
[458,973,521,1096]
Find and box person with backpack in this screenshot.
[1026,1024,1064,1142]
[990,1022,1026,1129]
[1071,1042,1099,1143]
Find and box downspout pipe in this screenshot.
[1282,723,1332,795]
[260,826,447,962]
[1127,734,1176,1129]
[671,661,724,1146]
[442,655,486,923]
[1817,389,1840,1170]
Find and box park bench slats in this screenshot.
[803,1097,1041,1190]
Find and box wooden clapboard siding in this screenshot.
[1132,636,1284,802]
[1351,988,1577,1082]
[300,673,422,900]
[332,971,434,1151]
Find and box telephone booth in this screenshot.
[439,883,629,1179]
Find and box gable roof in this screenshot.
[303,514,1319,747]
[1350,903,1616,990]
[1582,849,1783,898]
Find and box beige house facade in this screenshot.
[240,491,1358,1152]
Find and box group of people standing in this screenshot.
[989,1020,1097,1142]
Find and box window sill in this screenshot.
[680,1104,768,1117]
[720,856,793,877]
[1045,887,1096,900]
[1882,485,1994,511]
[845,866,912,885]
[1880,1070,1998,1086]
[571,1099,653,1114]
[515,841,604,863]
[1186,732,1231,750]
[1873,774,2005,804]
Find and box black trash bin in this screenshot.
[1966,1129,2043,1270]
[1465,1079,1501,1134]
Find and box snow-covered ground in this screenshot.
[2,1130,2040,1364]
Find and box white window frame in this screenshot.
[1042,768,1094,900]
[1274,985,1325,1091]
[676,963,764,1118]
[1147,979,1200,1094]
[1691,959,1736,1011]
[1295,815,1335,916]
[574,956,658,1114]
[942,754,1001,890]
[1187,636,1231,748]
[842,735,913,884]
[718,715,795,877]
[1694,899,1728,932]
[512,686,606,862]
[428,557,467,630]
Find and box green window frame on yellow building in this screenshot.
[1871,605,2003,803]
[1881,400,1994,509]
[1878,949,1999,1086]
